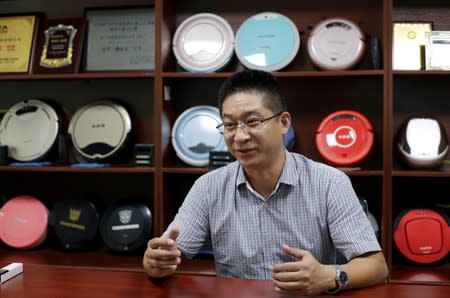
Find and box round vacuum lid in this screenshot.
[0,195,48,249]
[394,209,449,264]
[173,13,235,73]
[307,18,366,70]
[68,100,132,161]
[315,110,374,167]
[235,12,300,71]
[99,203,152,253]
[171,105,227,167]
[396,117,449,169]
[0,99,60,161]
[48,199,99,250]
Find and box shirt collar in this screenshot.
[236,149,298,188]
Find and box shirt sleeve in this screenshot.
[325,172,381,261]
[163,177,210,259]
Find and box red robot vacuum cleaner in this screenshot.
[316,110,374,167]
[394,209,450,264]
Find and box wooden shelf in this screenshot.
[390,264,450,285]
[0,247,144,271]
[0,165,155,173]
[162,70,384,78]
[0,71,155,81]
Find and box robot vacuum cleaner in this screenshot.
[307,18,366,70]
[394,209,450,264]
[68,100,132,162]
[99,203,152,253]
[48,199,99,250]
[235,12,300,71]
[173,13,235,73]
[396,117,448,169]
[315,110,374,167]
[0,195,49,249]
[171,105,227,167]
[0,99,60,162]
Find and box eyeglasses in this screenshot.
[216,111,283,135]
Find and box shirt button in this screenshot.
[263,201,268,208]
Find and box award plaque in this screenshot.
[33,18,86,73]
[83,7,155,71]
[0,14,39,74]
[393,22,432,70]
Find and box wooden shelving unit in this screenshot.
[0,0,448,286]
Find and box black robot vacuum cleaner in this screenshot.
[48,199,99,250]
[99,202,152,253]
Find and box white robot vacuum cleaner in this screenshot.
[68,100,132,162]
[396,117,448,169]
[171,105,227,167]
[0,99,60,162]
[307,17,366,70]
[173,13,235,73]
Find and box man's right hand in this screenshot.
[143,227,181,278]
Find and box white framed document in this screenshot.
[425,31,450,70]
[392,22,432,70]
[83,7,154,71]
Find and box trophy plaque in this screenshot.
[83,7,155,71]
[33,18,85,73]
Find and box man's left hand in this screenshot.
[272,244,336,296]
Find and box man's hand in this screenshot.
[143,227,182,278]
[272,244,336,296]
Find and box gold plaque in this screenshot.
[40,24,77,68]
[0,15,38,73]
[393,22,432,70]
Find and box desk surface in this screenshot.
[0,264,448,298]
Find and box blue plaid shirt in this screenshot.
[165,150,381,279]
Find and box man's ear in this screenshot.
[280,112,291,134]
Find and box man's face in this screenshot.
[220,92,289,170]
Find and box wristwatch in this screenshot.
[326,265,348,294]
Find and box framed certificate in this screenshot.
[0,14,40,74]
[425,31,450,70]
[82,6,155,71]
[393,22,432,70]
[33,18,86,73]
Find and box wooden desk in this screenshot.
[0,264,448,298]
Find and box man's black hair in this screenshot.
[217,69,287,114]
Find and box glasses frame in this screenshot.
[216,111,283,135]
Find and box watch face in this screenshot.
[338,270,349,286]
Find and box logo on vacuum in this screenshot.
[69,208,81,221]
[118,209,132,224]
[326,125,356,148]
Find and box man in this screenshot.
[143,69,388,295]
